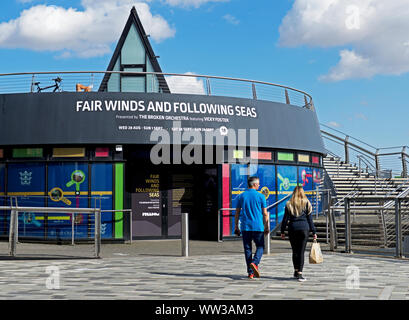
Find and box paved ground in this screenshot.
[0,239,408,300]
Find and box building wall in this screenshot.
[0,147,125,241]
[222,150,323,237]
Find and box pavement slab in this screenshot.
[0,239,408,299]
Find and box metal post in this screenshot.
[71,213,75,246]
[325,206,329,244]
[206,78,211,96]
[252,82,257,100]
[328,198,335,251]
[285,89,290,104]
[95,209,101,258]
[31,74,35,93]
[352,200,356,223]
[315,187,319,219]
[344,198,351,253]
[217,210,222,243]
[395,199,402,258]
[181,212,189,257]
[9,210,17,256]
[130,210,133,244]
[402,147,407,178]
[304,95,309,108]
[264,227,271,255]
[344,136,350,164]
[375,149,380,178]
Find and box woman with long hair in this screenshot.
[280,186,317,282]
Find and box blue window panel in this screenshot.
[250,164,276,229]
[121,76,145,92]
[0,164,4,195]
[91,163,113,239]
[276,166,298,225]
[230,164,248,235]
[121,24,145,65]
[313,168,323,214]
[147,59,159,93]
[7,163,46,238]
[0,164,4,235]
[299,166,314,205]
[47,163,89,240]
[107,58,120,92]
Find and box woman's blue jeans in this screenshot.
[241,231,265,275]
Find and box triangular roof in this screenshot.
[98,7,170,92]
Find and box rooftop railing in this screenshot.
[0,71,314,109]
[321,123,409,178]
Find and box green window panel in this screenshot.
[107,58,120,92]
[146,59,159,93]
[121,24,145,65]
[277,152,294,162]
[12,148,43,158]
[115,163,124,239]
[121,76,146,92]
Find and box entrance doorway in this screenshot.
[127,161,218,240]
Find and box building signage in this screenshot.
[0,92,325,154]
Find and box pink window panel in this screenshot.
[96,148,109,157]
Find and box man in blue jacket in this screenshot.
[234,176,269,279]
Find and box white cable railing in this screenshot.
[0,71,314,109]
[321,123,409,178]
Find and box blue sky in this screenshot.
[0,0,408,149]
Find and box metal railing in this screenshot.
[343,195,409,257]
[0,71,315,109]
[2,202,102,258]
[321,123,409,178]
[217,189,331,252]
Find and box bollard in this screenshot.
[71,213,75,246]
[264,231,271,255]
[217,210,222,242]
[9,210,17,257]
[95,209,101,258]
[181,212,189,257]
[395,199,402,258]
[344,198,352,253]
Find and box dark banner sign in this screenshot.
[0,92,325,153]
[132,172,161,237]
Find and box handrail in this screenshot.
[320,123,378,150]
[321,126,409,178]
[266,194,292,210]
[3,203,102,257]
[0,71,314,108]
[357,154,375,171]
[321,129,376,157]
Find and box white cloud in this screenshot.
[279,0,409,81]
[223,14,239,25]
[166,72,205,94]
[163,0,228,8]
[355,113,368,121]
[0,0,175,58]
[328,121,341,128]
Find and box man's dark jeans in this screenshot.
[241,231,265,275]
